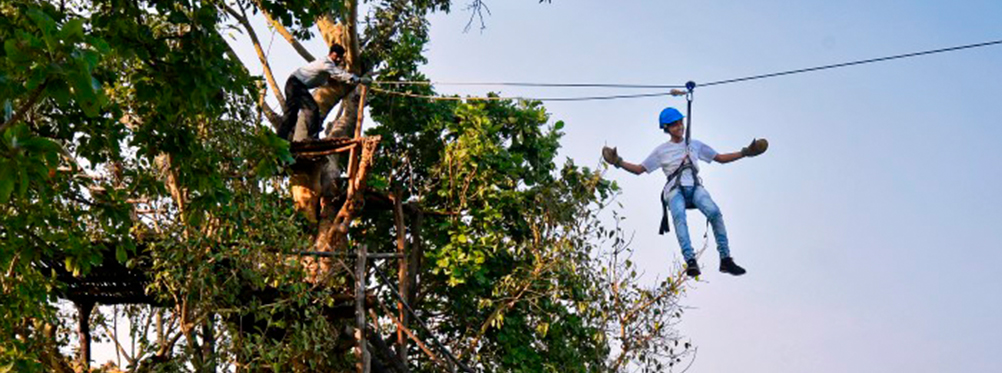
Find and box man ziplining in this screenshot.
[277,43,372,141]
[602,106,768,277]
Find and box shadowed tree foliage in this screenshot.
[1,0,695,372]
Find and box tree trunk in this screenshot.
[289,0,363,228]
[392,188,409,362]
[76,301,95,371]
[202,316,216,373]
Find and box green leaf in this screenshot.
[0,162,14,203]
[27,9,58,52]
[4,39,27,64]
[87,36,110,54]
[26,67,47,91]
[253,158,275,178]
[16,162,29,198]
[554,120,565,130]
[58,18,85,42]
[70,69,101,116]
[46,80,71,105]
[116,246,127,263]
[78,49,101,71]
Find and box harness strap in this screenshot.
[660,80,702,235]
[659,153,701,234]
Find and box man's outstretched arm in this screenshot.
[602,146,647,175]
[714,138,769,164]
[616,160,647,175]
[713,152,745,164]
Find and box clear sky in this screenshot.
[91,1,1002,371]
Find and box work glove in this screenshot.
[602,146,623,167]
[741,138,769,157]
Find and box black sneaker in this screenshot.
[719,257,746,276]
[685,258,701,277]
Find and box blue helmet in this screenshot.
[659,107,684,129]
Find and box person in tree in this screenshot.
[277,43,371,141]
[602,107,768,277]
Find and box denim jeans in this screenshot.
[667,185,730,261]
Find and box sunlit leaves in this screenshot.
[4,6,109,118]
[0,124,60,204]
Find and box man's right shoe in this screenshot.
[685,258,701,277]
[719,257,746,276]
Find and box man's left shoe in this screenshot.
[685,258,701,277]
[719,257,746,276]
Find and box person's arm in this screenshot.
[714,138,770,164]
[326,61,359,84]
[603,146,649,175]
[709,138,769,164]
[713,152,745,164]
[615,160,647,175]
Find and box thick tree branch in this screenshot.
[345,0,361,72]
[222,2,285,107]
[1,81,47,133]
[252,0,315,62]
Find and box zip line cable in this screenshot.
[369,86,683,102]
[699,39,1002,87]
[376,81,686,89]
[372,39,1002,101]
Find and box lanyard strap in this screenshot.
[684,81,695,146]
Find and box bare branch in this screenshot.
[463,1,491,33]
[99,317,136,366]
[221,2,285,108]
[251,0,315,62]
[219,33,282,129]
[376,298,446,370]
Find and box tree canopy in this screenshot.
[1,1,695,372]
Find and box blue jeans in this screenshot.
[667,186,730,261]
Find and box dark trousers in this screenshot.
[278,77,321,141]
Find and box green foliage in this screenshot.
[1,1,691,372]
[365,42,688,369]
[1,0,301,371]
[1,3,109,118]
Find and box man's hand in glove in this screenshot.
[602,146,623,167]
[741,138,769,157]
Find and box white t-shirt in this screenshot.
[641,140,718,193]
[291,56,357,89]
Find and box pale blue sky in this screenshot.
[92,1,1002,371]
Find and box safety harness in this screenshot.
[659,82,701,235]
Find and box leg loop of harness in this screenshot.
[659,184,701,235]
[659,199,671,234]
